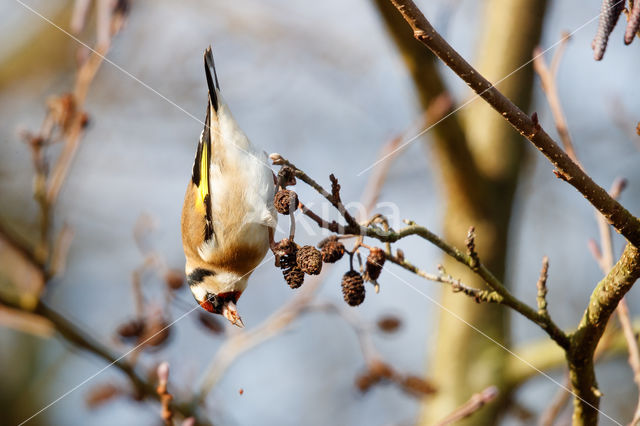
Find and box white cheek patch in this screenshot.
[189,284,208,302]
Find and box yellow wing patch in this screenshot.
[198,141,209,207]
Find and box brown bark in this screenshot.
[568,243,640,425]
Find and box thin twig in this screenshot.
[194,273,324,401]
[539,374,572,426]
[384,251,502,304]
[307,301,379,362]
[48,224,74,279]
[434,386,499,426]
[360,92,451,214]
[156,362,173,426]
[536,256,549,318]
[550,31,571,78]
[533,40,578,165]
[271,154,359,229]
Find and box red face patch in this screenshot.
[198,291,243,314]
[200,300,214,313]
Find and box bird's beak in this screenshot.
[222,301,244,328]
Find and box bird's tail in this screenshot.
[204,46,220,112]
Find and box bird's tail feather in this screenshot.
[204,46,220,112]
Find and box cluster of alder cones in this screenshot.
[273,166,387,307]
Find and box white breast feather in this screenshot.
[209,95,277,229]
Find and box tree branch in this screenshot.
[386,0,640,248]
[384,252,503,304]
[534,32,640,423]
[506,321,635,390]
[434,386,499,426]
[271,154,570,349]
[568,243,640,424]
[0,297,210,425]
[532,36,578,163]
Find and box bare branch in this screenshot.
[540,374,571,426]
[538,38,639,419]
[271,154,570,349]
[533,41,578,164]
[387,0,640,248]
[48,224,74,279]
[156,362,173,426]
[570,242,640,421]
[271,153,359,229]
[0,304,54,338]
[434,386,499,426]
[589,177,640,425]
[550,31,571,77]
[616,299,640,425]
[0,296,211,424]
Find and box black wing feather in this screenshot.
[204,46,220,112]
[189,46,220,246]
[191,77,215,243]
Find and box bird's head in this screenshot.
[187,268,246,328]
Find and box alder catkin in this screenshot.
[592,0,625,60]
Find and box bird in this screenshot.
[181,46,277,328]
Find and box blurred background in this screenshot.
[1,0,640,425]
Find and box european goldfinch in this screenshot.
[181,47,277,327]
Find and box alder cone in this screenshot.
[277,165,297,187]
[319,237,345,263]
[116,319,144,340]
[283,266,305,289]
[341,270,365,306]
[297,245,323,275]
[377,315,402,333]
[274,189,298,215]
[365,247,386,280]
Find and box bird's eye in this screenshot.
[199,294,217,313]
[204,292,223,313]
